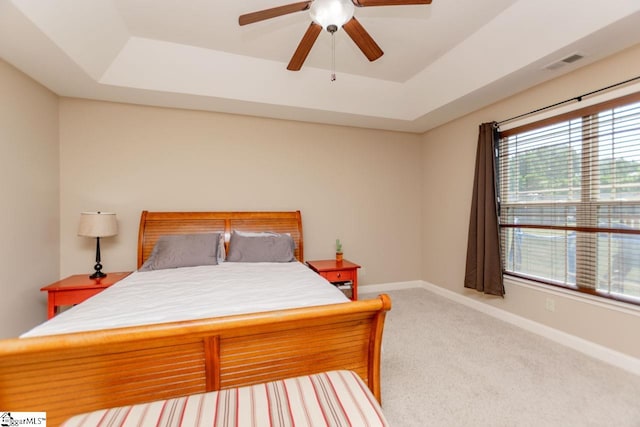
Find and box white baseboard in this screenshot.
[360,281,640,376]
[360,281,423,295]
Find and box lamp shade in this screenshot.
[310,0,354,30]
[78,212,118,238]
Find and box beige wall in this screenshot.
[3,41,639,361]
[421,43,640,359]
[59,99,423,285]
[0,59,59,338]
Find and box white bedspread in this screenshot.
[23,262,348,337]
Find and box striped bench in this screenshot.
[62,370,389,427]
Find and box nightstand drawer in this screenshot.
[52,288,104,306]
[322,269,355,283]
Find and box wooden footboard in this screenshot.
[0,295,391,427]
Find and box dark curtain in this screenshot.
[464,122,504,296]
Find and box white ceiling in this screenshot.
[1,0,640,133]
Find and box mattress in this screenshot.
[23,261,348,337]
[61,370,389,427]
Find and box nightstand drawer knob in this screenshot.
[337,273,341,278]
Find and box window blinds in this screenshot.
[498,94,640,303]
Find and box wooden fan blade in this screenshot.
[239,1,312,26]
[352,0,432,6]
[287,22,322,71]
[342,17,383,62]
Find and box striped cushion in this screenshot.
[62,370,389,427]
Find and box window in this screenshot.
[498,93,640,304]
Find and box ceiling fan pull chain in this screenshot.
[331,31,336,81]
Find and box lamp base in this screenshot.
[90,261,106,280]
[90,270,107,280]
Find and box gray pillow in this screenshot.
[139,233,220,271]
[226,231,295,262]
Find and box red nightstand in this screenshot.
[40,271,132,319]
[307,259,360,300]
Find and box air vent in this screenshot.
[544,53,585,70]
[562,53,584,63]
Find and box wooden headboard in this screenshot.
[137,210,304,268]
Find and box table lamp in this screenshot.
[78,211,118,279]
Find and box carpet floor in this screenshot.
[361,287,640,427]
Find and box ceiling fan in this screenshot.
[239,0,433,71]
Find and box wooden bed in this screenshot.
[0,211,391,426]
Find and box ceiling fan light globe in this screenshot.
[310,0,354,30]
